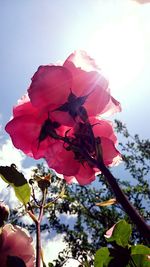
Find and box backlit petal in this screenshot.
[63,50,101,72]
[28,65,72,110]
[45,142,80,176]
[74,163,95,185]
[101,137,121,166]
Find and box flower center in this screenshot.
[56,91,89,121]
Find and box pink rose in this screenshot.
[5,95,68,159]
[5,52,121,185]
[28,50,121,126]
[0,224,35,267]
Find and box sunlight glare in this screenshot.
[87,16,145,94]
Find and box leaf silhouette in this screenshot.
[0,164,27,187]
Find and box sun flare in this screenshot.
[87,16,145,94]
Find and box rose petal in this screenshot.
[75,163,95,185]
[101,137,121,166]
[5,115,41,157]
[99,95,121,117]
[28,51,121,127]
[6,97,66,160]
[13,94,36,117]
[90,117,117,143]
[64,175,78,184]
[63,50,101,73]
[64,50,120,118]
[45,142,80,176]
[0,224,35,267]
[28,65,73,110]
[104,224,116,239]
[52,109,75,127]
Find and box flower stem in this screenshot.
[36,189,46,267]
[94,138,150,243]
[36,221,41,267]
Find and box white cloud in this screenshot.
[41,232,79,267]
[0,139,25,168]
[42,233,65,264]
[63,259,79,267]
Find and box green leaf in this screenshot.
[0,165,31,205]
[14,183,31,205]
[131,244,150,255]
[130,245,150,267]
[94,247,112,267]
[105,220,131,247]
[131,254,150,267]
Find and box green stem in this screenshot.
[94,138,150,243]
[36,221,41,267]
[36,189,46,267]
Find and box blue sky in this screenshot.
[0,0,150,265]
[0,0,150,141]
